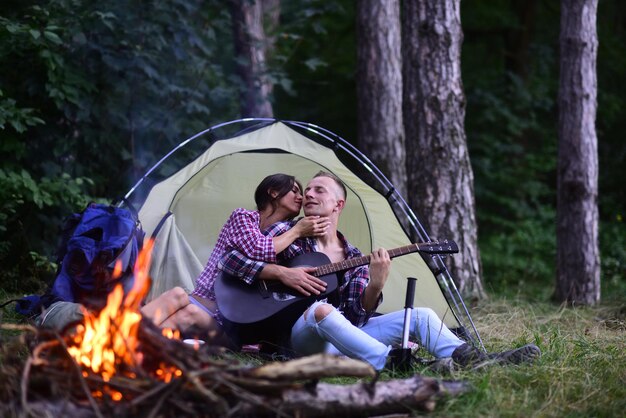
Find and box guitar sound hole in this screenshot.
[272,292,297,301]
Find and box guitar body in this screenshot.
[214,252,339,344]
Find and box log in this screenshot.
[239,375,469,417]
[246,354,376,380]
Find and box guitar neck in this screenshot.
[314,243,421,277]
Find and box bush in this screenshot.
[0,168,92,293]
[600,217,626,301]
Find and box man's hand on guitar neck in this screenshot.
[259,264,327,297]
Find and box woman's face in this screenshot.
[277,182,303,218]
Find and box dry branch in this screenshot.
[238,375,468,417]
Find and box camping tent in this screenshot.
[127,119,482,346]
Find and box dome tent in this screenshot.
[126,119,483,347]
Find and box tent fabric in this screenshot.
[146,213,203,301]
[139,121,461,329]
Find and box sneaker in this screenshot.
[451,343,488,367]
[427,357,457,374]
[451,342,541,369]
[489,343,541,365]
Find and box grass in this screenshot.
[0,289,26,338]
[1,291,625,417]
[404,297,626,417]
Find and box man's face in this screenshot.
[303,176,343,217]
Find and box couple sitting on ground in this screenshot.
[149,171,541,370]
[37,171,540,370]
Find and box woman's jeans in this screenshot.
[290,301,464,370]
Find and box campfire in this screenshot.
[65,239,183,398]
[0,241,468,417]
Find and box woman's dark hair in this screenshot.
[254,173,302,213]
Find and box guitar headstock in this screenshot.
[417,239,459,254]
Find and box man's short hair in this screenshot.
[313,171,347,200]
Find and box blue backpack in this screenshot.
[11,203,145,317]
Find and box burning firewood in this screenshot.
[0,240,468,417]
[0,321,468,417]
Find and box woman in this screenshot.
[142,173,329,345]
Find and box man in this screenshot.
[219,171,541,370]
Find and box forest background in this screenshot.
[0,0,624,303]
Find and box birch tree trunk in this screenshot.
[402,0,485,298]
[555,0,600,305]
[230,0,274,118]
[356,0,406,197]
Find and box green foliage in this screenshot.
[597,1,626,222]
[273,0,356,138]
[1,0,239,187]
[0,0,239,289]
[600,218,626,301]
[462,2,560,295]
[480,216,556,297]
[0,168,92,292]
[466,73,559,294]
[0,89,45,132]
[462,1,626,298]
[595,3,626,298]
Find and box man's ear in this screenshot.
[335,199,346,213]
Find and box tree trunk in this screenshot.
[555,0,600,305]
[356,0,407,197]
[230,0,274,118]
[402,0,485,298]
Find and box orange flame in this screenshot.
[162,327,181,340]
[66,239,181,399]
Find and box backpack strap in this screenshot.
[112,196,140,222]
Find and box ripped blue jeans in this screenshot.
[290,301,464,370]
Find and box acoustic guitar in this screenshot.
[214,240,459,338]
